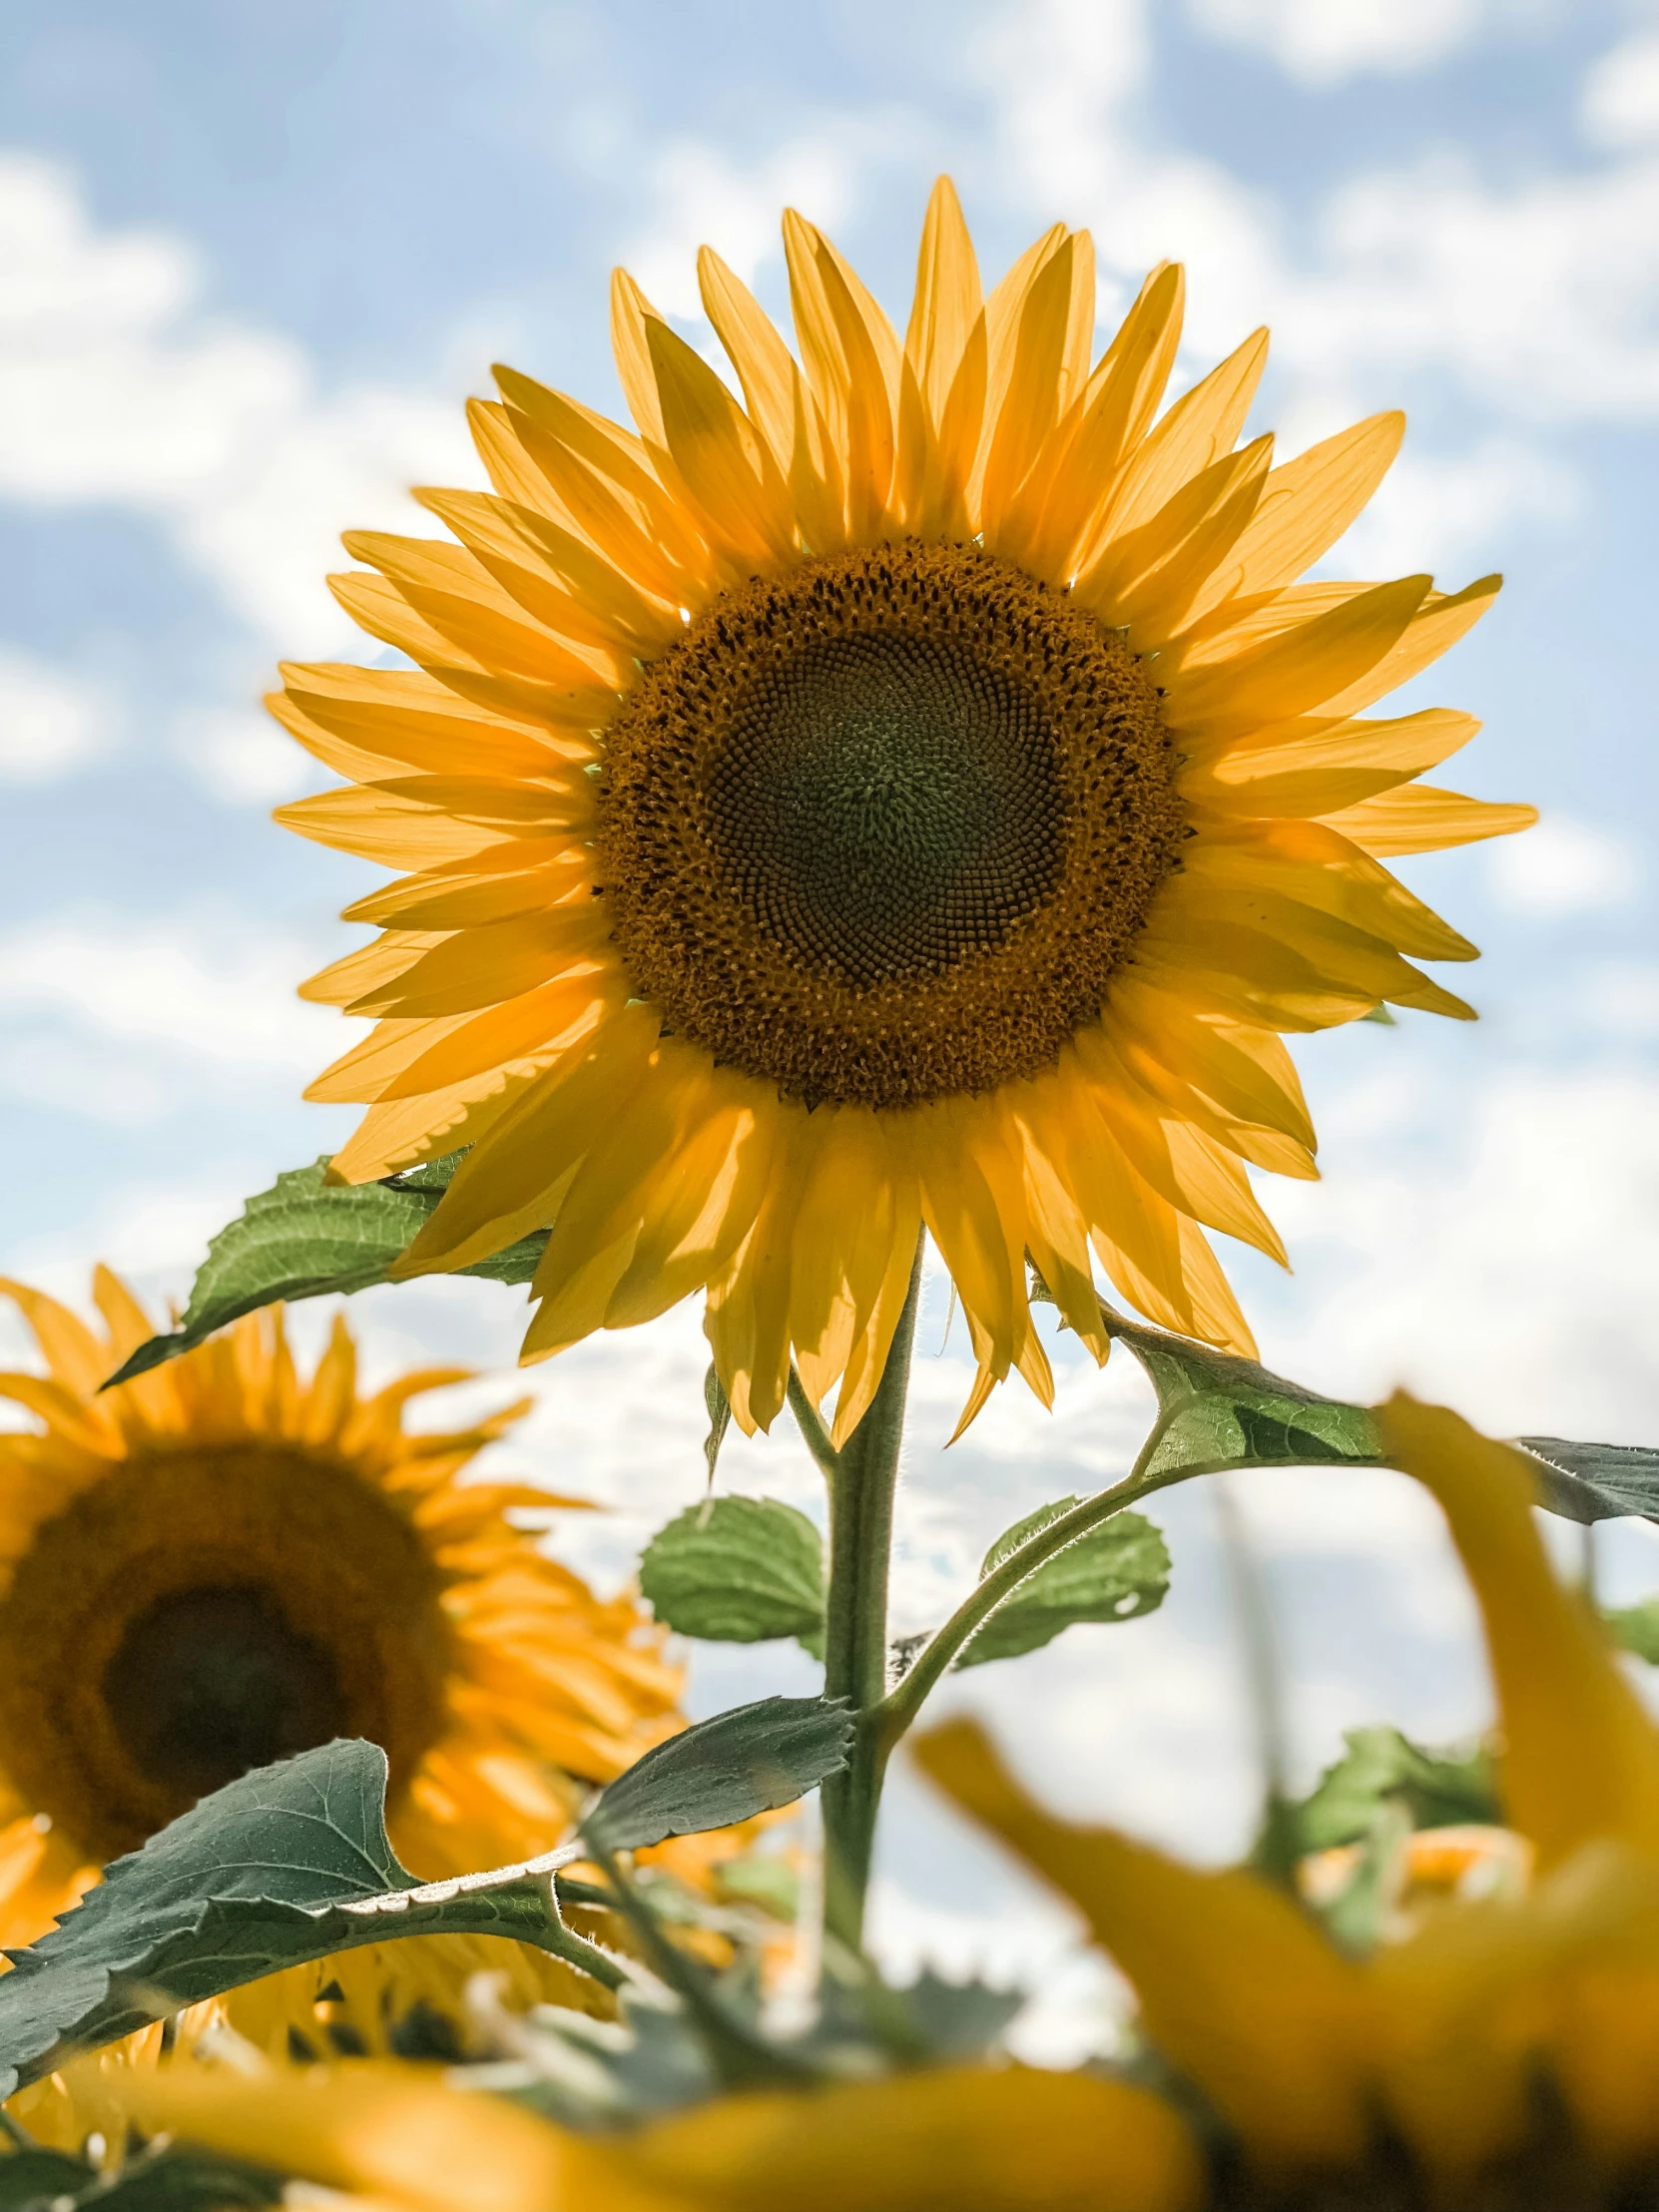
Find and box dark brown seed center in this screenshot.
[597,541,1183,1110]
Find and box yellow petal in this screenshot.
[1315,572,1500,722]
[980,234,1082,538]
[619,2063,1205,2212]
[784,209,898,537]
[391,1003,660,1275]
[915,1719,1370,2170]
[0,1280,107,1399]
[1095,325,1270,544]
[1007,262,1184,582]
[1187,410,1404,618]
[1165,574,1430,743]
[609,265,669,445]
[1377,1395,1659,1868]
[1317,785,1538,855]
[643,312,797,567]
[110,2063,600,2212]
[903,176,984,428]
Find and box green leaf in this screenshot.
[0,1740,614,2096]
[956,1499,1169,1667]
[1282,1725,1497,1856]
[0,2151,97,2209]
[104,1155,546,1387]
[1517,1438,1659,1525]
[1084,1294,1659,1525]
[0,2146,282,2212]
[640,1497,826,1659]
[1604,1598,1659,1662]
[581,1696,852,1859]
[1097,1308,1383,1478]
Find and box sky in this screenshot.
[2,0,1659,2055]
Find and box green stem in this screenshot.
[870,1411,1193,1758]
[815,1237,925,1953]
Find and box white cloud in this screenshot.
[1187,0,1491,87]
[0,902,362,1106]
[0,645,115,783]
[945,0,1659,597]
[623,139,860,319]
[0,155,479,654]
[1332,432,1578,576]
[1485,814,1644,914]
[1265,1060,1659,1438]
[171,705,319,805]
[1581,30,1659,149]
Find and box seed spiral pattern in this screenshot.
[598,541,1183,1109]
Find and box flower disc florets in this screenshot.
[597,541,1182,1108]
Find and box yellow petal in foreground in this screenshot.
[914,1719,1369,2170]
[279,174,1531,1429]
[112,2063,602,2212]
[116,2057,1203,2212]
[1377,1394,1659,1868]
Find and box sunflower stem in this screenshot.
[817,1237,924,1954]
[866,1408,1205,1757]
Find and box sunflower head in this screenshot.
[276,178,1534,1436]
[0,1268,684,1924]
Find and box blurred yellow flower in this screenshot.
[0,1268,687,2127]
[920,1392,1659,2195]
[276,175,1531,1438]
[110,2051,1202,2212]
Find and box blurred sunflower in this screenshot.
[919,1394,1659,2205]
[106,2048,1201,2212]
[276,177,1532,1438]
[0,1267,687,2125]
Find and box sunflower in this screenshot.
[275,178,1533,1440]
[0,1267,686,2114]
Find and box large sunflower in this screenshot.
[0,1268,685,2092]
[276,179,1533,1440]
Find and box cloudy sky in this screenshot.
[2,0,1658,2048]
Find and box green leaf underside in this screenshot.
[957,1499,1170,1666]
[0,1740,418,2094]
[581,1697,853,1859]
[1518,1437,1659,1525]
[103,1154,544,1388]
[1088,1298,1659,1523]
[1604,1598,1659,1663]
[641,1498,826,1659]
[1285,1725,1498,1856]
[1101,1308,1385,1477]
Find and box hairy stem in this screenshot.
[815,1239,925,1953]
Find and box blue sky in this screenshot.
[2,0,1658,2048]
